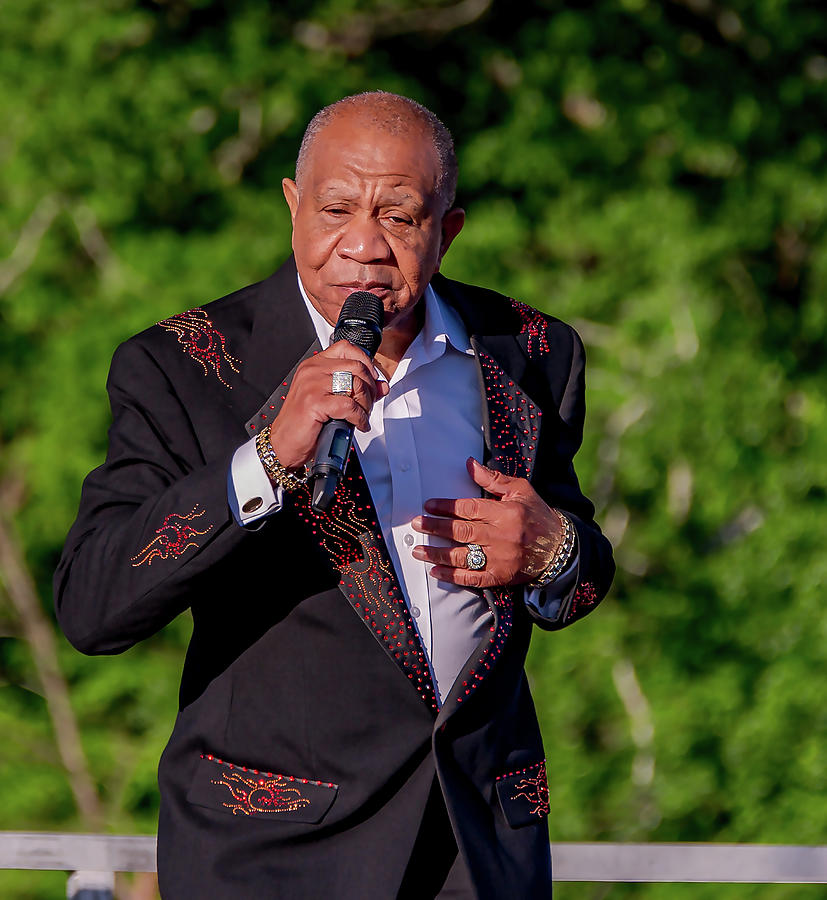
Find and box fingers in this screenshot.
[325,395,372,432]
[268,343,386,469]
[428,565,502,589]
[324,341,388,392]
[325,340,376,363]
[411,542,503,588]
[411,543,475,569]
[294,346,385,420]
[421,463,527,521]
[467,457,520,497]
[411,467,561,588]
[327,370,377,422]
[412,513,494,545]
[421,497,490,521]
[319,355,382,405]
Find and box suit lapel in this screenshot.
[439,335,542,719]
[432,274,543,483]
[471,336,541,482]
[431,275,550,718]
[289,459,439,714]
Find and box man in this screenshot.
[55,92,614,899]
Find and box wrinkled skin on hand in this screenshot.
[268,341,388,470]
[411,458,566,589]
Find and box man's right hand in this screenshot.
[268,341,388,471]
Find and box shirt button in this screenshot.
[242,497,263,514]
[411,606,421,618]
[404,533,414,547]
[400,461,411,472]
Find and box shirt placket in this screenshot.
[383,385,433,658]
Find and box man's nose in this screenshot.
[337,216,393,264]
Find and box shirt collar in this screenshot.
[296,275,473,359]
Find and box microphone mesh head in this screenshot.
[333,291,385,358]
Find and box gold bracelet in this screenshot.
[255,425,308,492]
[528,510,576,589]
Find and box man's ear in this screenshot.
[436,208,465,270]
[282,178,299,223]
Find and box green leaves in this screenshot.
[1,3,826,897]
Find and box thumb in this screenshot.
[467,457,512,497]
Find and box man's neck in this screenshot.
[373,299,426,381]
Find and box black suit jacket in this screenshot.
[55,258,614,899]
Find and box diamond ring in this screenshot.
[331,371,353,396]
[465,543,487,571]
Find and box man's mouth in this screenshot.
[337,281,394,293]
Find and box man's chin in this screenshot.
[326,285,410,315]
[380,296,425,336]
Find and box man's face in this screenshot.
[282,111,464,334]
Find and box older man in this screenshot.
[55,92,614,899]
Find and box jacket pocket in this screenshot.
[495,760,549,828]
[187,753,338,824]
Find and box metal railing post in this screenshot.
[66,870,114,899]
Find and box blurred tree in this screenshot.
[1,0,826,897]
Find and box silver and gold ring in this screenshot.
[331,371,353,396]
[465,543,487,571]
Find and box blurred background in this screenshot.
[1,0,826,897]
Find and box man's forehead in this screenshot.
[301,121,439,201]
[312,181,426,205]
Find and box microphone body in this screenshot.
[310,292,384,512]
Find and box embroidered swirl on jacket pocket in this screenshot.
[495,760,550,828]
[186,753,338,824]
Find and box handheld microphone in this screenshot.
[310,291,384,512]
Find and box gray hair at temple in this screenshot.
[295,91,459,210]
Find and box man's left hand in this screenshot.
[411,458,564,589]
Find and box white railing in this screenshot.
[1,832,826,894]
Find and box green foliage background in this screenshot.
[1,0,825,897]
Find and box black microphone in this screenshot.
[310,291,384,512]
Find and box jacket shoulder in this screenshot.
[433,273,582,360]
[106,277,270,394]
[130,279,263,353]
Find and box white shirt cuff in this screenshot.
[228,436,284,527]
[524,551,580,620]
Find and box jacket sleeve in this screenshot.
[54,338,295,654]
[525,323,615,630]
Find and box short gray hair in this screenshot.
[295,91,458,210]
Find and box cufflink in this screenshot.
[242,497,263,514]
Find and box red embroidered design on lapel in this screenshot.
[509,299,551,357]
[454,585,513,705]
[130,505,212,567]
[292,471,439,713]
[477,350,540,479]
[503,760,550,817]
[158,308,241,388]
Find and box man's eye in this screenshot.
[324,207,349,215]
[386,215,413,225]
